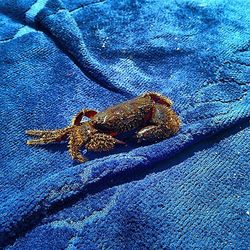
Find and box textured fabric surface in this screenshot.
[0,0,249,249]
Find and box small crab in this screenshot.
[26,92,181,162]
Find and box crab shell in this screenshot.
[90,94,181,137]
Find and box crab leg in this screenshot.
[27,137,63,145]
[26,128,69,137]
[68,126,87,162]
[26,127,70,145]
[85,133,126,152]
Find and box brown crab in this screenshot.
[26,92,181,162]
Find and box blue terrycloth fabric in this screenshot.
[0,0,249,249]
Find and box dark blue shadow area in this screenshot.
[2,118,249,248]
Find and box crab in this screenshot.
[26,92,181,162]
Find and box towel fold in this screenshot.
[0,0,249,249]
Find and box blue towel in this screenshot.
[0,0,249,249]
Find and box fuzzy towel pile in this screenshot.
[0,0,249,249]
